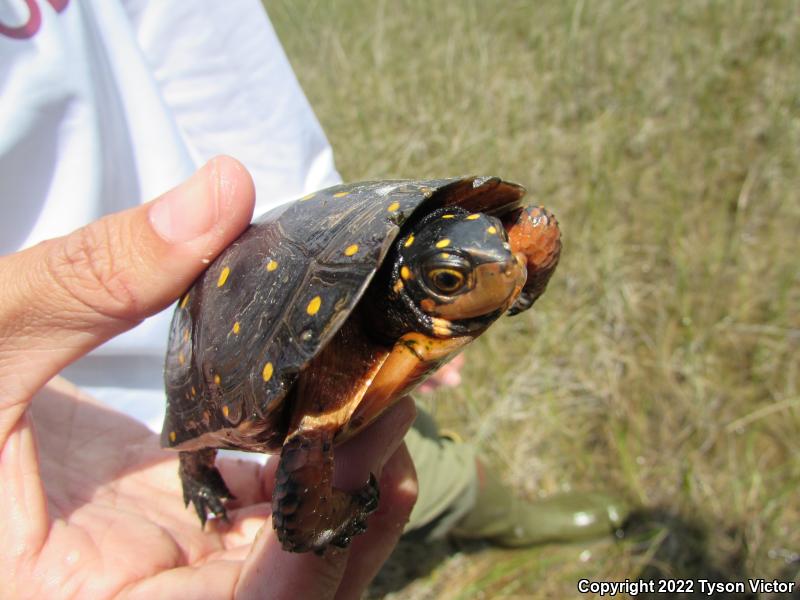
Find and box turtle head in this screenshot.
[368,207,527,340]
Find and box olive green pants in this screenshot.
[403,408,478,540]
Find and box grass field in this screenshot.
[264,1,799,597]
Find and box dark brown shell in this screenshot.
[161,177,525,450]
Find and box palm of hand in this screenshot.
[16,379,270,598]
[3,378,413,600]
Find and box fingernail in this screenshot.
[149,160,221,243]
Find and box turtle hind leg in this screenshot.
[179,449,235,527]
[272,429,379,553]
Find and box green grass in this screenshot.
[265,1,799,596]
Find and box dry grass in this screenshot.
[265,0,799,596]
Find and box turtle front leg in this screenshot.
[272,428,379,553]
[179,449,235,527]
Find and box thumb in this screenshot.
[0,156,255,404]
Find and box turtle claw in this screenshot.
[179,450,234,527]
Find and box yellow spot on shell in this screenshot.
[387,201,400,212]
[178,352,185,366]
[262,362,274,382]
[466,214,481,220]
[307,296,322,315]
[217,266,231,287]
[344,244,359,256]
[232,321,241,334]
[300,192,315,201]
[404,235,414,247]
[333,191,349,198]
[487,225,498,234]
[222,405,230,418]
[214,374,221,385]
[401,266,412,280]
[169,431,176,442]
[442,214,455,219]
[393,279,404,293]
[436,239,451,248]
[266,260,278,272]
[180,294,189,309]
[440,252,451,259]
[191,386,196,396]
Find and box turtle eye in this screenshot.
[426,268,466,294]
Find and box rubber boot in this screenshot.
[449,462,628,547]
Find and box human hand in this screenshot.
[0,157,418,600]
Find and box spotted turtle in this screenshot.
[161,176,561,553]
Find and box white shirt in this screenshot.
[1,0,341,429]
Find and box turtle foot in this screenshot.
[273,432,380,553]
[179,449,235,528]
